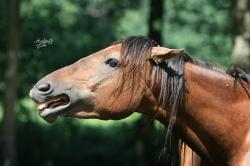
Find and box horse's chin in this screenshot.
[71,109,133,121]
[72,111,104,119]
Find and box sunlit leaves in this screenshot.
[163,0,232,67]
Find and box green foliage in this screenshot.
[0,0,7,102]
[16,119,138,166]
[115,1,149,38]
[163,0,232,67]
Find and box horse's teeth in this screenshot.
[38,103,47,110]
[54,97,65,102]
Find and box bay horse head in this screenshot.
[29,36,184,124]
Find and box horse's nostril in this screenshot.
[37,83,51,92]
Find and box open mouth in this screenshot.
[37,94,71,122]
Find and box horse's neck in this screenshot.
[177,62,250,165]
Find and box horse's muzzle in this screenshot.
[29,80,72,123]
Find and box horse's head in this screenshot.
[29,36,182,123]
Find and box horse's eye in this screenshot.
[105,58,119,68]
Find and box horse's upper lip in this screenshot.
[35,94,71,123]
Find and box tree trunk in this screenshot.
[148,0,163,43]
[231,0,250,71]
[135,0,164,166]
[135,116,155,166]
[2,0,20,165]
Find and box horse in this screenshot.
[29,36,250,166]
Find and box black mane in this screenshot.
[117,36,250,87]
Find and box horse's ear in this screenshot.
[149,47,184,64]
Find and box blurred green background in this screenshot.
[1,0,249,166]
